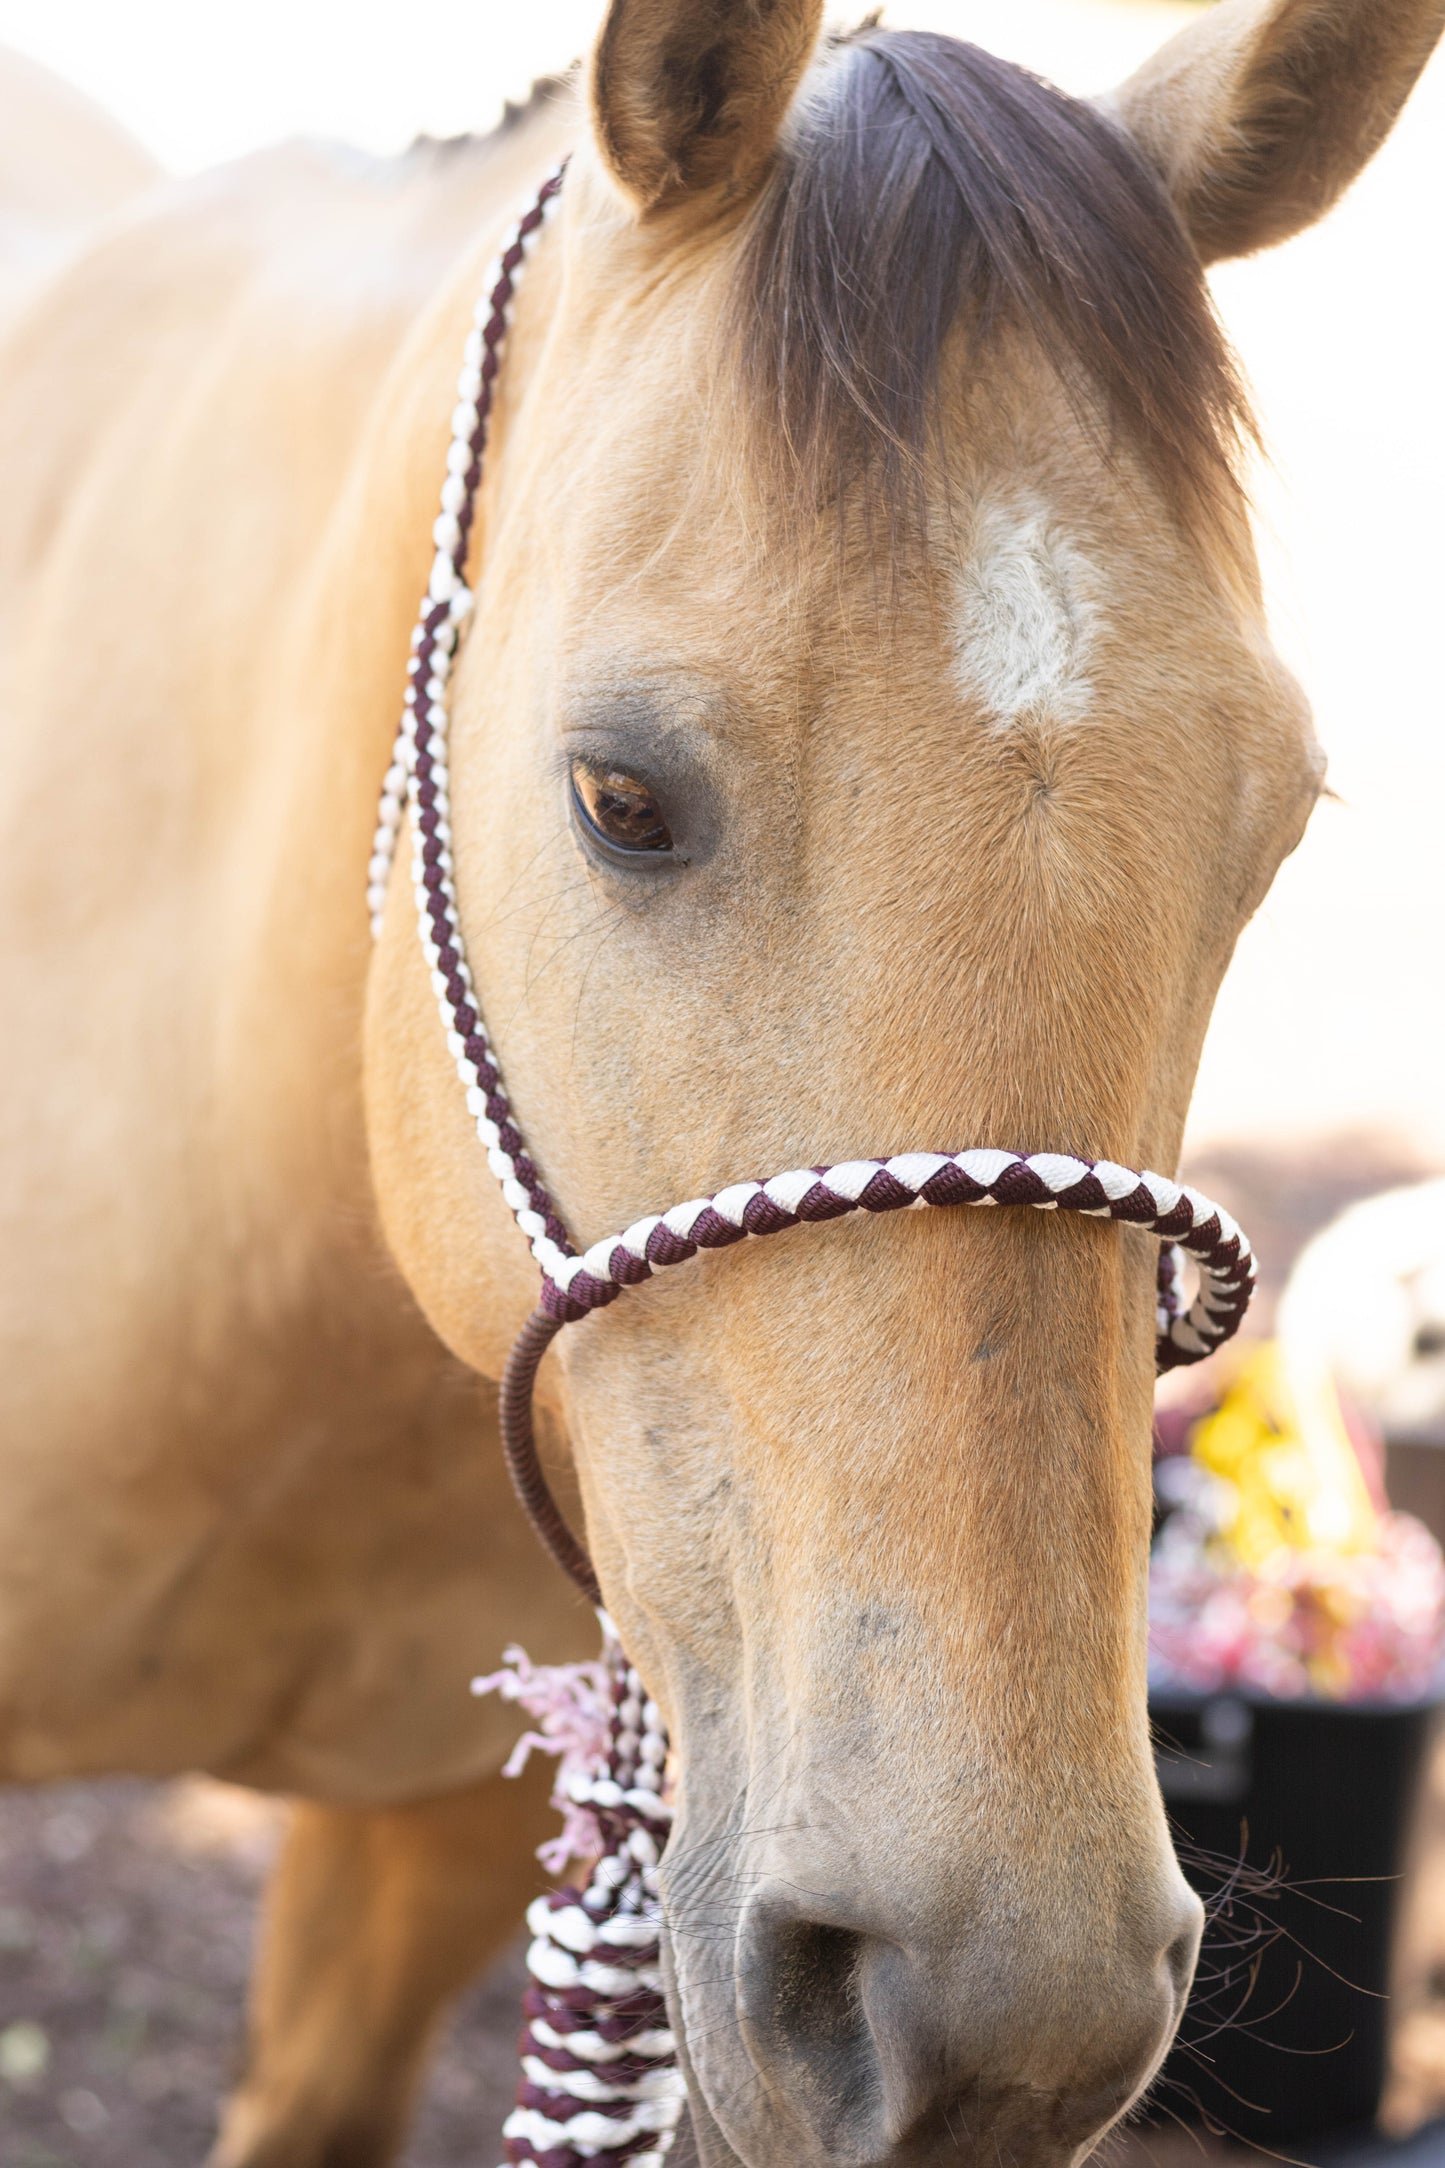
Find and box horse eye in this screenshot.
[570,759,674,857]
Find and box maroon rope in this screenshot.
[500,1308,601,1603]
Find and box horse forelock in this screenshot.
[734,27,1257,554]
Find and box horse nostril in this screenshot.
[743,1911,882,2135]
[768,1919,867,2065]
[1164,1896,1204,2006]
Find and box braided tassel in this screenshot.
[477,1626,687,2168]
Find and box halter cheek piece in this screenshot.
[367,168,1255,2168]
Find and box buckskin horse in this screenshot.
[1,3,1440,2164]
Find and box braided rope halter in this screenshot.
[369,168,1257,2168]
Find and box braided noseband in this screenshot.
[368,169,1256,2168]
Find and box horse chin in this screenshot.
[672,2012,1152,2168]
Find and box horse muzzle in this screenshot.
[666,1822,1202,2168]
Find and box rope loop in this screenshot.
[532,1151,1251,1374]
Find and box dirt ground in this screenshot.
[3,1139,1445,2168]
[0,1773,532,2168]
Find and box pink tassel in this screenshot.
[474,1620,687,2168]
[474,1644,616,1872]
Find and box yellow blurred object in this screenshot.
[1190,1343,1379,1572]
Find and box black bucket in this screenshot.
[1148,1691,1437,2145]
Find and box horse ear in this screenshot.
[589,0,824,216]
[1103,0,1445,264]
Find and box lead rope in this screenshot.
[368,167,1257,2168]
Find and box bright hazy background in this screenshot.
[2,0,1442,1161]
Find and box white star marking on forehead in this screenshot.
[952,493,1102,731]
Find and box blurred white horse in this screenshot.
[1281,1179,1445,1452]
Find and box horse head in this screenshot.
[364,2,1442,2159]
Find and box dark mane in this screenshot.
[738,29,1254,544]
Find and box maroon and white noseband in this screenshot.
[527,1145,1245,1356]
[368,168,1256,2168]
